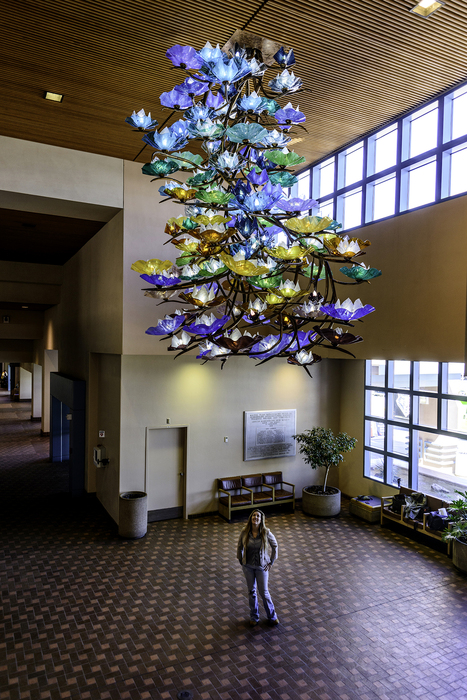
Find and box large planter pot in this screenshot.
[302,485,341,517]
[452,537,467,574]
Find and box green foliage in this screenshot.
[293,427,357,492]
[442,490,467,544]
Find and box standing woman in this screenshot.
[237,509,279,626]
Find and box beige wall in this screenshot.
[119,354,341,517]
[343,195,467,362]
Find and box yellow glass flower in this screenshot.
[192,215,231,226]
[286,216,333,234]
[175,240,199,253]
[264,292,284,304]
[264,245,307,260]
[220,253,270,277]
[325,236,371,258]
[165,187,197,202]
[131,259,173,275]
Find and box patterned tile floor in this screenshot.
[1,389,467,700]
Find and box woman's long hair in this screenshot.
[241,509,269,551]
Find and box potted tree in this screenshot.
[293,427,357,517]
[442,490,467,574]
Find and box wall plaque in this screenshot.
[244,409,296,461]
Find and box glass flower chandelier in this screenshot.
[127,39,381,376]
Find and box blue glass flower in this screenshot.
[247,168,270,186]
[219,83,238,100]
[199,42,224,63]
[285,330,317,352]
[229,238,260,258]
[160,89,192,110]
[140,273,181,287]
[166,45,203,70]
[273,47,296,68]
[339,265,382,281]
[250,334,290,359]
[226,123,269,144]
[320,298,375,321]
[145,313,185,335]
[170,119,189,140]
[259,129,291,148]
[231,180,251,205]
[203,139,222,155]
[276,197,318,212]
[274,102,306,129]
[216,151,240,170]
[208,57,251,84]
[125,109,158,130]
[234,214,258,237]
[143,124,188,151]
[205,91,225,109]
[185,313,230,335]
[174,76,209,97]
[268,70,303,94]
[237,91,266,114]
[184,104,216,122]
[186,118,224,139]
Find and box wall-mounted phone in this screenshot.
[93,445,109,467]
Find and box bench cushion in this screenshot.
[218,477,241,490]
[219,494,251,507]
[262,472,283,485]
[273,488,292,500]
[252,492,273,503]
[242,475,263,488]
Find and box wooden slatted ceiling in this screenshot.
[1,0,467,167]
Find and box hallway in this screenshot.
[1,397,467,700]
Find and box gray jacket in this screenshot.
[237,529,278,567]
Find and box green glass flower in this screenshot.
[266,150,306,167]
[196,190,234,205]
[269,171,298,187]
[176,254,197,267]
[169,151,204,170]
[186,170,216,187]
[339,265,382,281]
[302,264,326,280]
[142,159,179,177]
[249,272,283,289]
[226,123,269,144]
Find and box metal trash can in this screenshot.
[119,491,147,538]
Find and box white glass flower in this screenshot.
[191,285,216,304]
[170,331,191,348]
[337,236,361,255]
[294,350,315,365]
[181,264,201,277]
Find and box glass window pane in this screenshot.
[390,361,411,389]
[409,105,438,158]
[416,430,467,500]
[388,425,409,456]
[415,395,438,428]
[374,126,398,173]
[314,200,334,219]
[452,87,467,140]
[449,146,467,196]
[387,457,409,488]
[366,389,385,418]
[341,188,362,230]
[317,158,335,197]
[297,172,310,199]
[445,363,465,395]
[389,392,410,423]
[364,450,384,482]
[344,142,363,186]
[407,159,436,209]
[366,359,386,387]
[417,362,439,392]
[365,420,385,450]
[446,399,467,434]
[371,175,396,220]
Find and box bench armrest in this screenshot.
[218,488,231,499]
[261,484,274,493]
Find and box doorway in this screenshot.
[145,426,188,521]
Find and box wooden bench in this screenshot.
[381,486,450,549]
[218,472,295,521]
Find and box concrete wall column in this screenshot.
[31,363,42,420]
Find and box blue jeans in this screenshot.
[242,565,277,622]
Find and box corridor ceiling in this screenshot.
[1,0,467,265]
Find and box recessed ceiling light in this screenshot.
[410,0,444,17]
[44,91,64,102]
[21,305,29,309]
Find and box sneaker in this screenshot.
[269,617,279,625]
[249,620,258,627]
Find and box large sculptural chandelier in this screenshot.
[128,37,381,376]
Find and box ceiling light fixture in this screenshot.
[126,38,381,377]
[410,0,445,17]
[44,91,64,102]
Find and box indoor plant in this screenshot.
[442,490,467,574]
[293,426,356,516]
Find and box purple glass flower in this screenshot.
[185,313,230,335]
[174,76,209,97]
[274,102,306,129]
[160,89,192,110]
[320,298,375,321]
[249,334,290,360]
[166,45,203,70]
[140,273,181,287]
[145,314,185,336]
[273,47,296,68]
[247,168,270,186]
[205,91,225,109]
[285,331,318,352]
[275,196,318,212]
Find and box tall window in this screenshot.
[364,360,467,500]
[305,78,467,230]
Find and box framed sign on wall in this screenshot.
[244,409,296,461]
